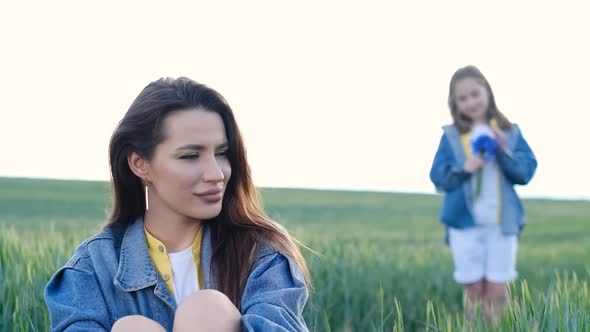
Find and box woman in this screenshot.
[45,77,311,332]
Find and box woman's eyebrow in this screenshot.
[176,142,228,151]
[175,144,206,151]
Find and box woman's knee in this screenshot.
[174,290,241,332]
[112,315,166,332]
[179,290,237,312]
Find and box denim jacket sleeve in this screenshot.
[429,133,471,192]
[241,251,309,332]
[44,253,110,332]
[496,127,537,185]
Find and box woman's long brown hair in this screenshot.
[106,77,310,307]
[448,65,512,133]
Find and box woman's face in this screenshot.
[145,109,232,221]
[453,78,490,124]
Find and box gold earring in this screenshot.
[145,185,149,211]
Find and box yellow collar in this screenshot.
[144,225,204,294]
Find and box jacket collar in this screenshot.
[113,217,279,296]
[114,217,158,291]
[114,217,176,308]
[442,124,466,162]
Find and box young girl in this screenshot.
[429,65,537,322]
[44,77,311,332]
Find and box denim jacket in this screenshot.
[429,124,537,235]
[44,218,309,332]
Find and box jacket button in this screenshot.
[158,245,164,252]
[163,274,170,281]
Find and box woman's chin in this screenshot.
[189,206,223,221]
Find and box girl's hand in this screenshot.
[492,127,506,150]
[464,155,485,173]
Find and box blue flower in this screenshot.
[471,134,499,162]
[470,133,498,198]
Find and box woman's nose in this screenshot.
[202,157,224,183]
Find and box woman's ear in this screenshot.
[128,152,151,183]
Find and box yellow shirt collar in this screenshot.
[144,225,204,294]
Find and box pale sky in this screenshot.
[1,1,589,199]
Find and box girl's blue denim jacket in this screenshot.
[44,217,309,332]
[429,124,537,235]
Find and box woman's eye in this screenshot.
[179,153,199,160]
[216,150,228,157]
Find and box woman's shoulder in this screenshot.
[255,220,292,258]
[255,242,279,260]
[63,222,128,270]
[249,247,305,285]
[251,222,306,277]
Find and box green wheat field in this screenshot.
[1,177,589,331]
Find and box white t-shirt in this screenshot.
[470,124,500,225]
[168,246,199,305]
[472,161,500,225]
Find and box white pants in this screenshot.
[448,224,518,284]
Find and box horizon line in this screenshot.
[1,175,588,202]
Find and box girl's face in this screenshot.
[453,78,490,124]
[145,109,232,222]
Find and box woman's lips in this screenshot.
[195,189,223,203]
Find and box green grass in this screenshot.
[1,177,589,331]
